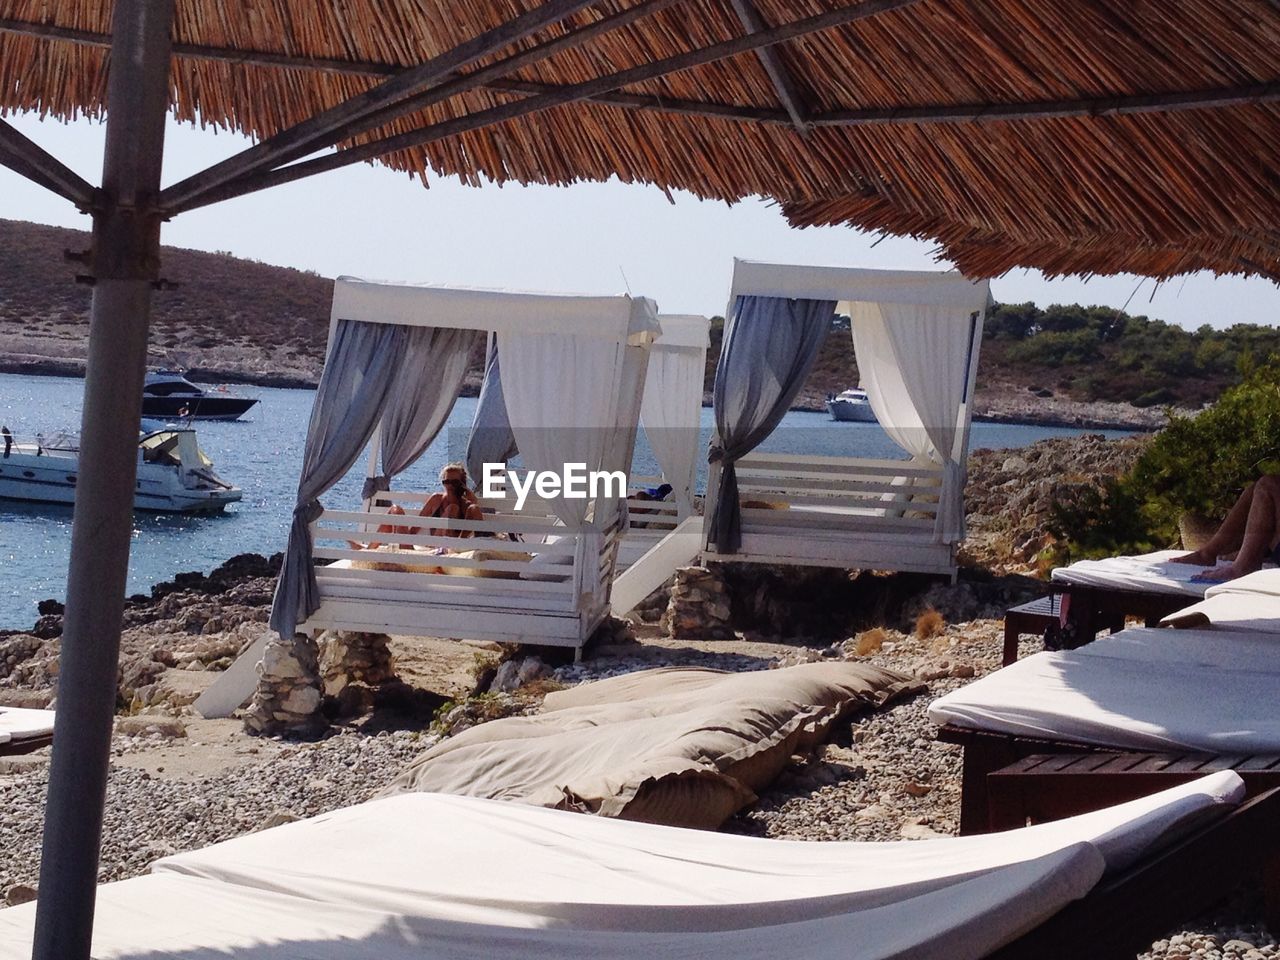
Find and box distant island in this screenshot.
[4,217,1273,430]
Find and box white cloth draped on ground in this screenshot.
[847,300,979,543]
[270,318,410,639]
[0,706,55,747]
[708,294,834,553]
[378,662,922,829]
[0,773,1244,960]
[640,314,711,510]
[1050,549,1232,597]
[364,324,481,500]
[929,626,1280,752]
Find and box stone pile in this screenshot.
[318,630,397,716]
[243,636,325,737]
[628,576,673,623]
[661,566,733,640]
[486,655,551,694]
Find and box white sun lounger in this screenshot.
[1162,568,1280,633]
[1050,550,1213,598]
[930,627,1280,754]
[0,773,1259,960]
[0,706,55,754]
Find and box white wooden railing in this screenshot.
[728,452,947,539]
[702,451,959,576]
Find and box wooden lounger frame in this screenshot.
[0,732,53,757]
[1049,583,1197,645]
[990,786,1280,959]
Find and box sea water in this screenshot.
[0,373,1137,630]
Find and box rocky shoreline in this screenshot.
[4,354,1163,431]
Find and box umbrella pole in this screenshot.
[30,2,174,959]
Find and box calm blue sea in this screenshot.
[0,373,1136,629]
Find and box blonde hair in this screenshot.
[439,462,469,486]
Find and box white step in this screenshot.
[192,633,269,719]
[610,516,703,616]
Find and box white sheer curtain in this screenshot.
[639,344,703,513]
[849,301,978,543]
[496,330,623,529]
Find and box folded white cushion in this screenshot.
[1205,568,1280,598]
[1051,550,1217,597]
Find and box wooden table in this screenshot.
[1002,594,1068,665]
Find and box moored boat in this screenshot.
[826,388,878,422]
[0,428,242,513]
[142,371,258,421]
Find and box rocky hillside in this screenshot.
[0,219,331,386]
[961,432,1151,573]
[0,216,1217,427]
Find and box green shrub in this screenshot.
[1049,362,1280,559]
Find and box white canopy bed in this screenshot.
[702,260,991,579]
[269,278,659,652]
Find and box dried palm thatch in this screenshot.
[1,0,1279,280]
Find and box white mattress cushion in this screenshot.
[1162,593,1280,634]
[1205,568,1280,598]
[0,706,55,745]
[1050,550,1219,597]
[929,629,1280,752]
[0,775,1242,960]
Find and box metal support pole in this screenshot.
[31,2,174,959]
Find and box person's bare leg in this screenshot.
[1200,475,1280,580]
[1172,482,1255,564]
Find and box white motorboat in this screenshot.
[825,388,878,422]
[0,428,242,513]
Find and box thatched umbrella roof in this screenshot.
[3,0,1278,279]
[3,5,1278,958]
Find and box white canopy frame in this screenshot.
[702,259,990,580]
[304,278,659,651]
[617,314,711,565]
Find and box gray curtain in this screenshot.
[707,295,835,553]
[270,319,410,638]
[363,325,482,500]
[465,343,518,484]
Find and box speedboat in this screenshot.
[0,428,242,513]
[141,371,259,421]
[826,388,878,422]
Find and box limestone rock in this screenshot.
[661,566,734,640]
[5,884,36,906]
[244,635,326,737]
[116,716,187,739]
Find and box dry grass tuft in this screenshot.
[853,628,887,657]
[915,608,946,641]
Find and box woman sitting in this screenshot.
[418,462,485,537]
[350,463,485,550]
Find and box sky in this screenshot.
[3,111,1278,329]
